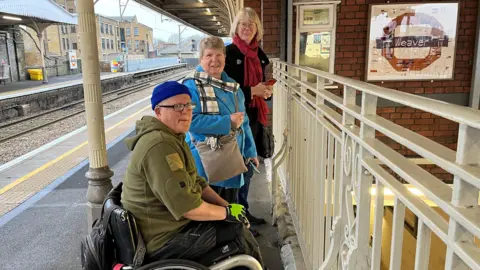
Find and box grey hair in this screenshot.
[199,36,226,59]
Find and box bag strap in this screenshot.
[234,90,238,113]
[132,231,146,267]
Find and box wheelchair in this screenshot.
[104,183,263,270]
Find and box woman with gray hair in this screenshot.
[183,36,259,205]
[224,7,273,229]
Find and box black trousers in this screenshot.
[147,221,263,267]
[238,165,255,210]
[210,185,239,204]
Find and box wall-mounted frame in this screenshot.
[298,4,335,29]
[365,2,460,82]
[295,3,337,80]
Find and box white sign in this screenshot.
[68,50,78,69]
[366,3,459,81]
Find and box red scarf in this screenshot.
[233,34,269,126]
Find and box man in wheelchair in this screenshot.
[120,81,263,267]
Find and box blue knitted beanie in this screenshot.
[151,81,191,110]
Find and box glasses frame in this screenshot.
[156,102,196,112]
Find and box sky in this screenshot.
[94,0,206,42]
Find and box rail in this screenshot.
[271,60,480,269]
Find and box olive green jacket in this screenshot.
[121,116,208,254]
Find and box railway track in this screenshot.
[0,69,191,144]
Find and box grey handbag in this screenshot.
[191,91,248,183]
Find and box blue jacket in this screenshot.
[183,66,257,188]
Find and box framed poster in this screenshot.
[365,2,459,81]
[299,5,335,30]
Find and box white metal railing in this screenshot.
[271,60,480,270]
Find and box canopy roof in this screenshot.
[134,0,236,37]
[0,0,77,27]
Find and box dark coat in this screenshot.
[224,43,270,139]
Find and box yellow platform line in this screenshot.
[0,105,150,195]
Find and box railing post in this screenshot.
[340,88,377,270]
[445,124,480,269]
[339,85,357,270]
[354,92,377,269]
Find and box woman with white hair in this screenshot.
[224,7,273,231]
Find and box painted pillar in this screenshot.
[77,0,113,229]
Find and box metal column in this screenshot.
[37,31,48,83]
[77,0,113,229]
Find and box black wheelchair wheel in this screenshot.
[136,259,210,270]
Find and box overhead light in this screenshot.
[198,0,203,2]
[3,15,22,21]
[213,16,217,21]
[206,8,211,13]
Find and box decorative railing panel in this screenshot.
[271,60,480,270]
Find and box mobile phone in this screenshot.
[265,79,277,86]
[249,161,261,174]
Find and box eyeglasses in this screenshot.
[239,22,256,29]
[156,102,196,112]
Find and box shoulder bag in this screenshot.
[191,91,248,183]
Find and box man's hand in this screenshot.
[230,112,244,129]
[225,204,250,228]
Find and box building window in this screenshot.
[72,43,78,50]
[134,27,139,36]
[110,40,114,50]
[101,23,104,34]
[135,40,139,49]
[126,28,130,36]
[105,24,109,34]
[109,25,113,35]
[67,40,70,50]
[62,38,66,50]
[102,38,105,50]
[71,25,76,33]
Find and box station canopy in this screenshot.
[0,0,77,29]
[135,0,236,37]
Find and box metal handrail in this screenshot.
[278,62,480,129]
